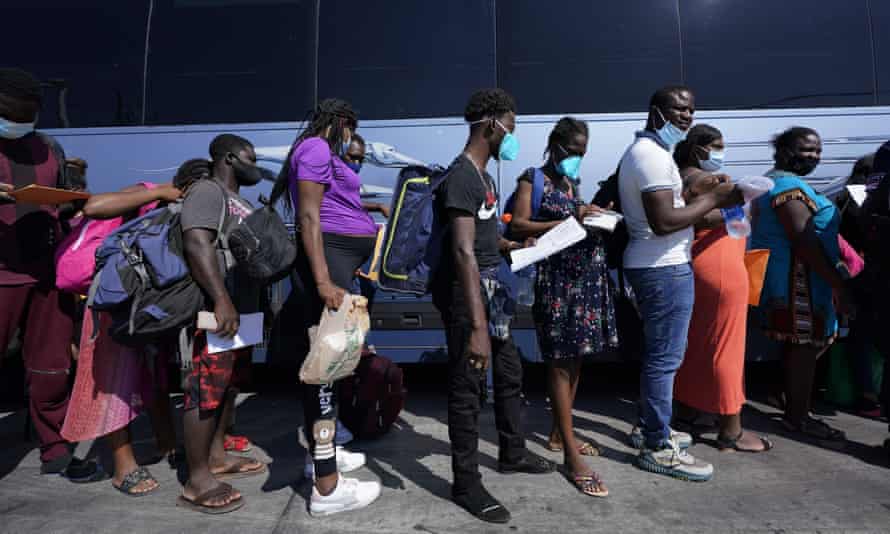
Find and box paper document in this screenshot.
[847,184,867,207]
[510,217,587,272]
[583,210,623,232]
[207,312,264,354]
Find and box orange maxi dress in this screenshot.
[674,226,749,415]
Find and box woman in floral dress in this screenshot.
[508,117,617,498]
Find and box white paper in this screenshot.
[847,184,867,207]
[510,217,587,272]
[583,210,623,232]
[207,312,264,354]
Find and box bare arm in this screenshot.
[695,209,725,231]
[642,183,740,236]
[507,181,561,239]
[362,201,389,218]
[83,183,181,219]
[298,180,345,309]
[183,227,239,337]
[776,199,845,290]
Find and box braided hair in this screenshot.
[269,98,358,212]
[0,68,42,104]
[544,117,588,161]
[673,124,723,170]
[173,158,212,191]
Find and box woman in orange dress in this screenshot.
[672,125,772,452]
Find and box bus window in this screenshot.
[3,1,149,129]
[872,1,890,106]
[682,0,875,109]
[317,0,496,120]
[144,0,316,125]
[496,1,683,115]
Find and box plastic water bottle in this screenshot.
[721,205,751,239]
[515,265,536,307]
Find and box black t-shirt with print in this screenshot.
[437,154,501,270]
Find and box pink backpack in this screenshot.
[55,182,158,295]
[838,234,864,278]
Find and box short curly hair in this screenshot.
[464,88,516,123]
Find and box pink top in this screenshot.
[287,137,376,236]
[838,234,864,278]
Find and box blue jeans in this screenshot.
[625,263,695,449]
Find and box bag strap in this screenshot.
[36,132,68,189]
[530,167,545,218]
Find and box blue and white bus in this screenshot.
[10,0,890,364]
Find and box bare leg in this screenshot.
[208,388,263,475]
[108,426,157,493]
[784,344,824,424]
[182,406,239,506]
[548,360,587,476]
[718,413,766,451]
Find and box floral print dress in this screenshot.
[532,174,618,359]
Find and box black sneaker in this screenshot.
[497,452,555,475]
[52,457,105,483]
[453,485,511,524]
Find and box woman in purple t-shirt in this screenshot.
[269,98,381,516]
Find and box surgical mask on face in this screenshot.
[654,107,687,147]
[700,149,725,172]
[556,145,582,179]
[346,161,362,174]
[494,119,519,161]
[0,116,36,139]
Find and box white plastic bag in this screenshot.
[299,294,370,385]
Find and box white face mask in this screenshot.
[0,116,36,139]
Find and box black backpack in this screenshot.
[225,195,297,282]
[592,166,629,270]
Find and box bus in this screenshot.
[9,0,890,366]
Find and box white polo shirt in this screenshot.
[617,131,693,269]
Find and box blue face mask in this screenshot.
[556,144,583,179]
[346,161,362,174]
[341,139,351,156]
[654,108,687,147]
[494,119,519,161]
[0,116,36,140]
[700,149,725,172]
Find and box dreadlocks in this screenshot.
[270,98,359,212]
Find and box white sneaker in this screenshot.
[629,426,693,450]
[309,475,381,517]
[636,441,713,482]
[304,447,366,479]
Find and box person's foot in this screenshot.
[636,441,713,482]
[498,452,555,474]
[546,432,602,456]
[304,447,366,479]
[42,456,105,483]
[629,426,693,450]
[112,466,159,496]
[309,475,381,517]
[210,454,267,480]
[452,484,511,523]
[181,478,242,513]
[717,431,772,452]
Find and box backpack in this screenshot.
[377,164,450,295]
[87,199,225,346]
[55,217,124,294]
[502,167,545,239]
[225,199,297,282]
[337,349,406,440]
[592,167,629,270]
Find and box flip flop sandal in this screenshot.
[213,458,268,480]
[176,483,244,515]
[224,435,252,453]
[717,431,773,453]
[570,472,608,498]
[578,441,602,457]
[113,467,159,497]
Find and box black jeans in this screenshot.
[292,232,375,478]
[433,275,525,496]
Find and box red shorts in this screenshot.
[183,333,250,412]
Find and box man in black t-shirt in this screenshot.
[432,89,554,525]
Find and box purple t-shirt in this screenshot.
[288,137,376,236]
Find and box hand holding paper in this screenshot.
[206,312,264,354]
[510,216,587,272]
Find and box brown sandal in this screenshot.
[212,457,268,480]
[717,431,773,453]
[176,483,244,514]
[547,438,602,456]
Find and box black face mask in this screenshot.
[231,157,268,186]
[784,150,819,177]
